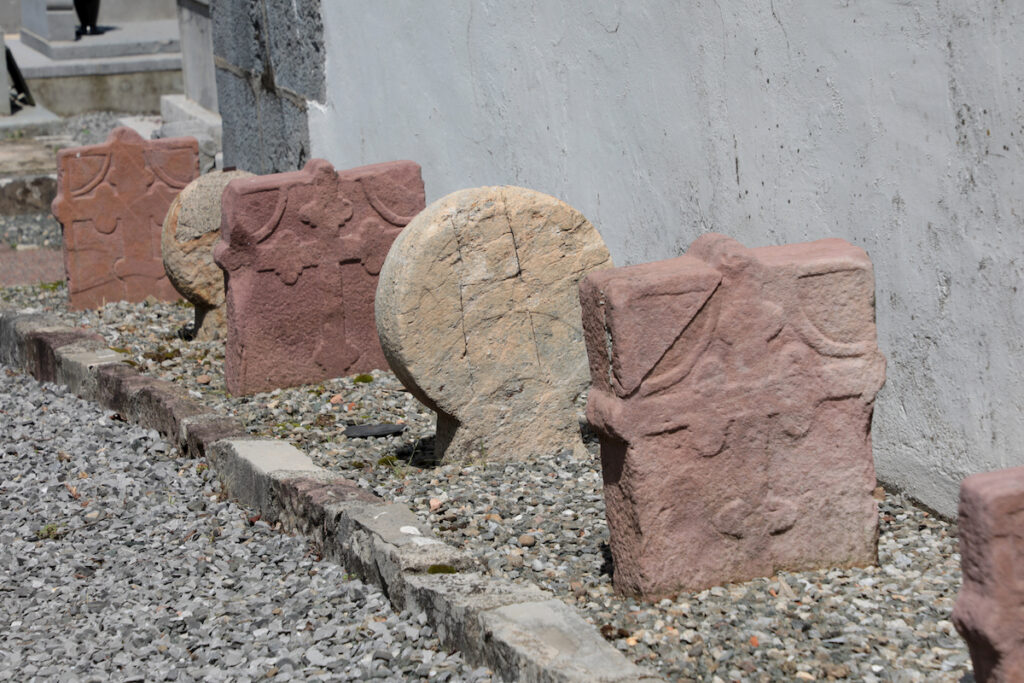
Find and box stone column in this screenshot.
[177,0,216,112]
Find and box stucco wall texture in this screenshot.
[305,2,1024,519]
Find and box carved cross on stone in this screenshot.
[215,159,425,395]
[299,161,354,232]
[580,233,886,599]
[52,127,199,309]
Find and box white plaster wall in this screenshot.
[309,1,1024,518]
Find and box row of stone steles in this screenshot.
[48,126,1013,682]
[51,126,426,394]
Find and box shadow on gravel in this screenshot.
[579,419,600,444]
[390,418,602,470]
[600,542,615,578]
[394,434,444,468]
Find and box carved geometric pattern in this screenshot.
[52,127,199,309]
[213,159,425,395]
[580,234,886,599]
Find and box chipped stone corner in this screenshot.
[208,438,320,517]
[177,413,247,459]
[0,310,70,369]
[54,340,127,400]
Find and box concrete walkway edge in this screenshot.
[0,308,662,683]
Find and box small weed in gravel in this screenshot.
[35,522,64,540]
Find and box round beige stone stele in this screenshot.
[376,186,613,463]
[162,169,253,340]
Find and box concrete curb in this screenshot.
[0,308,662,682]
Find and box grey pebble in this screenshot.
[0,364,491,682]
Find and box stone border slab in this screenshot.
[0,308,662,682]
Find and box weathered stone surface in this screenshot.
[53,341,125,401]
[24,328,105,384]
[580,233,886,599]
[178,413,246,459]
[376,186,613,463]
[212,0,323,173]
[214,158,424,395]
[162,168,253,340]
[477,598,662,682]
[52,127,200,309]
[953,466,1024,682]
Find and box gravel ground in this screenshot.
[60,112,130,147]
[1,283,975,682]
[0,213,61,250]
[0,364,492,682]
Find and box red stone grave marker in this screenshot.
[52,127,199,309]
[953,465,1024,682]
[214,159,425,395]
[580,233,887,599]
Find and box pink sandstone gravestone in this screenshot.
[52,127,200,309]
[580,233,886,599]
[213,158,425,395]
[953,465,1024,682]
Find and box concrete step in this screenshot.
[20,19,180,61]
[9,31,181,80]
[7,30,183,115]
[0,103,62,137]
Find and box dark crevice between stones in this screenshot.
[394,434,443,469]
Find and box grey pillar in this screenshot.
[177,0,217,112]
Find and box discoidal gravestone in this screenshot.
[580,233,885,599]
[52,127,200,309]
[162,169,254,341]
[376,186,613,463]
